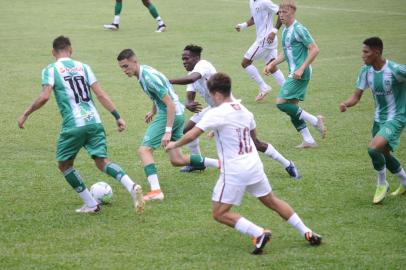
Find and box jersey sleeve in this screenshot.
[83,64,97,86]
[192,61,210,78]
[393,63,406,83]
[355,66,369,90]
[145,74,170,100]
[296,25,314,47]
[41,65,54,86]
[262,0,279,14]
[196,108,224,131]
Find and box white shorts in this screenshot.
[190,106,211,123]
[244,41,277,64]
[212,173,272,206]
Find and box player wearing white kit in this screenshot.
[235,0,285,102]
[170,45,300,178]
[166,73,321,255]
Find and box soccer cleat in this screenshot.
[155,24,166,33]
[252,230,272,255]
[373,182,389,204]
[285,161,301,180]
[103,23,119,30]
[180,165,206,173]
[75,204,100,213]
[305,231,322,246]
[255,86,272,102]
[143,189,164,201]
[315,115,326,139]
[295,141,317,149]
[131,184,145,214]
[390,185,406,196]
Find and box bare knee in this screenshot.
[94,158,109,172]
[212,210,224,222]
[241,58,251,68]
[58,160,74,173]
[142,0,151,7]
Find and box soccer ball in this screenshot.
[90,181,113,204]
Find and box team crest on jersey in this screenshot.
[385,127,392,136]
[231,103,241,110]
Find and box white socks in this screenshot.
[299,128,316,144]
[188,139,201,155]
[287,213,311,236]
[120,175,136,193]
[245,65,269,91]
[79,189,98,207]
[271,69,286,86]
[204,157,220,168]
[235,217,263,238]
[265,144,290,168]
[113,15,120,25]
[376,168,387,186]
[148,174,160,190]
[395,168,406,187]
[299,110,318,126]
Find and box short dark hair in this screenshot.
[117,49,136,61]
[184,44,203,57]
[363,37,383,54]
[53,36,71,51]
[207,72,231,97]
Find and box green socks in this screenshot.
[277,103,306,131]
[147,3,159,19]
[115,0,123,16]
[368,148,386,171]
[63,168,86,193]
[104,162,125,181]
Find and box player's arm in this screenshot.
[235,17,254,32]
[161,94,176,147]
[169,72,201,85]
[339,89,364,112]
[145,103,157,123]
[165,126,204,151]
[91,82,125,132]
[17,84,53,129]
[264,53,285,75]
[294,42,320,80]
[185,91,202,113]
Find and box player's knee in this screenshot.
[212,210,223,222]
[276,103,287,112]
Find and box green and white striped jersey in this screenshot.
[42,57,101,130]
[356,60,406,123]
[138,65,184,115]
[281,20,314,80]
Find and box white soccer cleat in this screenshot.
[131,184,145,214]
[103,23,119,30]
[315,115,326,139]
[155,24,166,33]
[143,189,164,201]
[255,86,272,102]
[295,141,317,149]
[75,204,100,213]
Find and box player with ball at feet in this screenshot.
[17,36,145,214]
[166,72,321,254]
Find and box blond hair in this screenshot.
[280,0,297,11]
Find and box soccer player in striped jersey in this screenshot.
[340,37,406,204]
[166,72,321,254]
[103,0,166,32]
[264,0,326,149]
[235,0,285,102]
[17,36,145,214]
[117,49,220,201]
[170,44,300,179]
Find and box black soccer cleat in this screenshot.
[285,160,301,180]
[305,231,322,246]
[252,230,272,255]
[179,165,206,173]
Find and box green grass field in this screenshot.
[1,0,406,269]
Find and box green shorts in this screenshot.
[372,119,405,151]
[278,77,309,101]
[56,123,107,161]
[142,114,185,149]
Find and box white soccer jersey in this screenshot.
[250,0,279,47]
[196,101,264,185]
[186,60,217,107]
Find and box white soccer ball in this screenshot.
[90,181,113,204]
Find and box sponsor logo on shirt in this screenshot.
[59,66,84,74]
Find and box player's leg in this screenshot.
[387,151,406,196]
[212,180,271,254]
[250,129,300,179]
[56,127,99,213]
[368,134,389,204]
[167,147,220,169]
[94,158,144,213]
[142,0,166,32]
[242,43,271,101]
[139,146,163,201]
[104,0,122,30]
